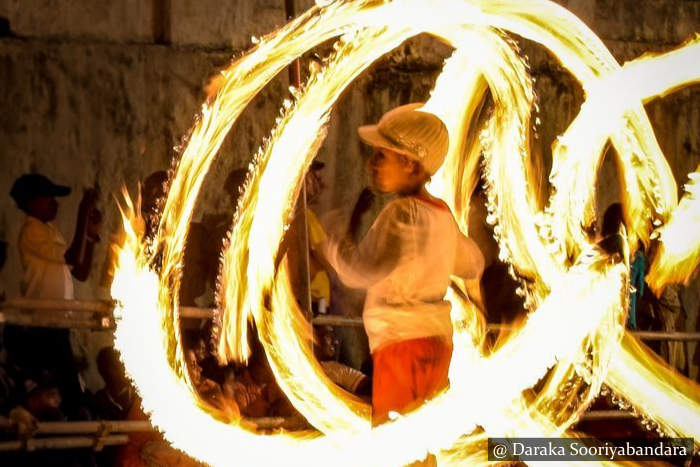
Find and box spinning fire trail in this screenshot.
[109,0,700,465]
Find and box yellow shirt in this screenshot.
[18,216,74,299]
[306,209,330,305]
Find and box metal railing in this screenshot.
[0,418,287,452]
[0,297,696,452]
[2,298,699,341]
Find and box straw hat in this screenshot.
[357,103,449,175]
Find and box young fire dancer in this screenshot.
[320,103,485,447]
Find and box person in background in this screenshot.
[184,348,239,418]
[92,347,134,421]
[10,173,101,296]
[0,236,45,442]
[599,203,687,370]
[469,183,524,326]
[6,173,101,419]
[140,170,169,240]
[314,325,369,396]
[305,160,333,315]
[304,159,367,388]
[307,163,374,373]
[100,170,168,293]
[598,203,645,330]
[117,391,204,467]
[220,366,268,418]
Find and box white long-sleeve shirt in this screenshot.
[323,196,484,352]
[18,215,74,299]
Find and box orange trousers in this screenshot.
[372,336,452,426]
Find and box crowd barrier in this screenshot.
[0,297,696,452]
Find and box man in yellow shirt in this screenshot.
[8,173,101,418]
[305,160,332,313]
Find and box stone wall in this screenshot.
[0,0,698,385]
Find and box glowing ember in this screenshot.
[110,1,700,465]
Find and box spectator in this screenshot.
[469,184,523,326]
[599,203,687,370]
[221,366,267,418]
[10,173,101,294]
[184,349,239,420]
[304,160,371,390]
[100,170,167,294]
[599,203,645,330]
[305,160,332,315]
[117,392,204,467]
[183,329,221,383]
[6,173,101,419]
[650,284,686,372]
[24,383,64,421]
[314,325,369,395]
[92,347,134,420]
[140,170,168,240]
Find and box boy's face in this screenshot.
[26,196,58,222]
[367,148,415,193]
[314,327,339,360]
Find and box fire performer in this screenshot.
[321,103,485,440]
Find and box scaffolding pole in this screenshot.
[2,298,700,342]
[283,0,314,321]
[0,435,128,452]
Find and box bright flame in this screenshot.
[110,1,700,466]
[647,166,700,293]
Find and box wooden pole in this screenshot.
[0,435,128,452]
[152,0,172,45]
[0,312,110,330]
[0,297,112,313]
[33,421,152,435]
[0,418,288,452]
[283,0,313,320]
[310,316,700,341]
[0,418,286,434]
[4,298,700,342]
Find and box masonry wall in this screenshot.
[0,1,698,385]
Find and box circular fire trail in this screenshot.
[110,1,700,465]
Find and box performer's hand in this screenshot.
[353,188,375,215]
[87,208,103,240]
[79,188,99,211]
[348,188,374,239]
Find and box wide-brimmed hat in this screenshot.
[357,103,449,175]
[10,174,71,210]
